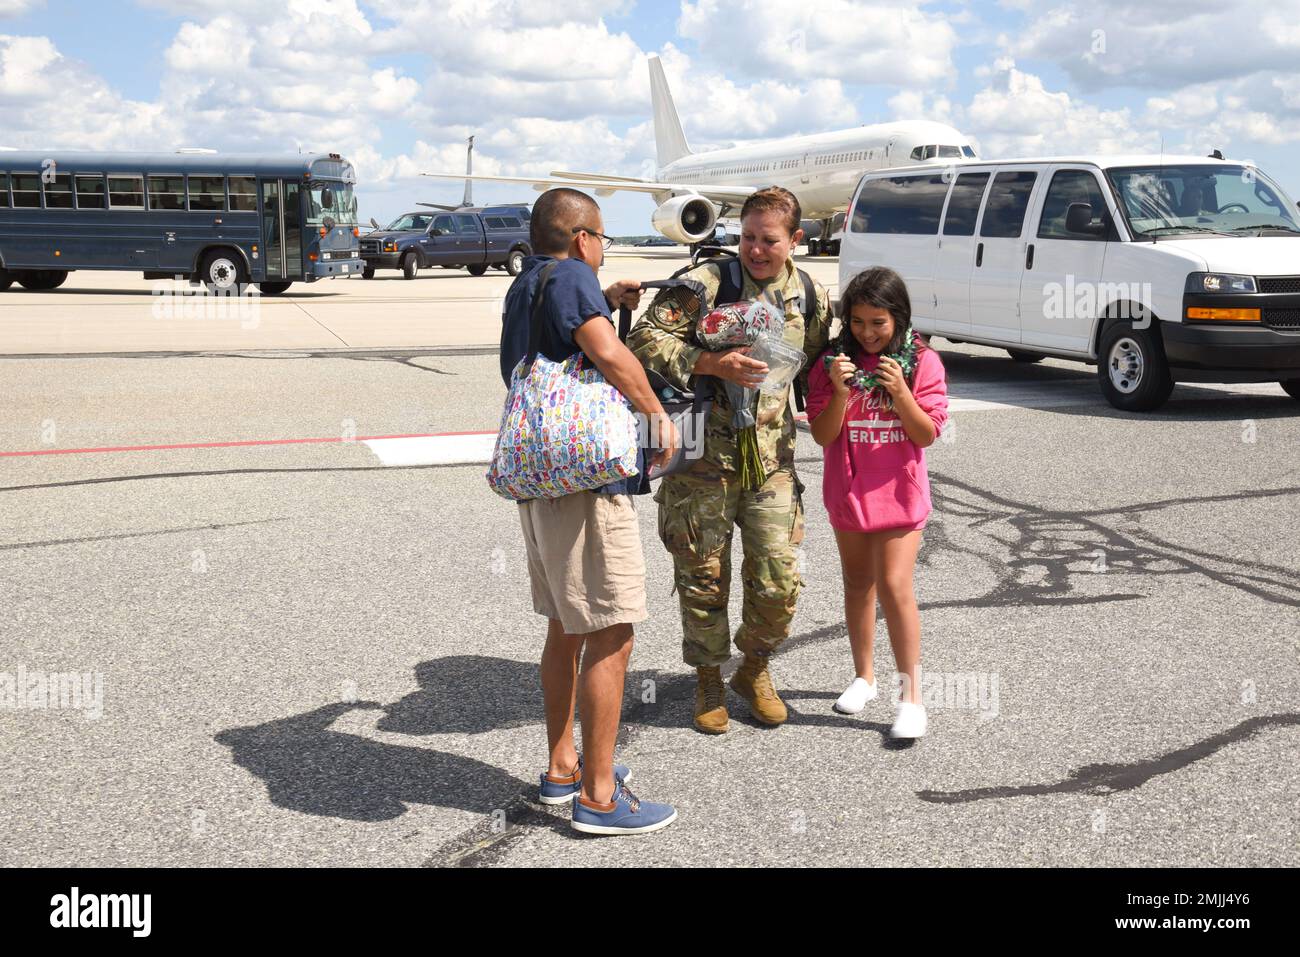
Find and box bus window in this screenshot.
[108,176,144,209]
[44,173,74,209]
[229,176,257,212]
[189,175,225,211]
[148,175,185,211]
[76,174,106,209]
[12,174,41,208]
[0,172,8,208]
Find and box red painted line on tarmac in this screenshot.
[0,432,469,458]
[4,413,808,458]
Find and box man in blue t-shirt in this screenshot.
[498,188,679,836]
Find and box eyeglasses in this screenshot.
[572,226,614,250]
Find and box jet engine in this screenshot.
[651,194,718,244]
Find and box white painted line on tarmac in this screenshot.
[364,432,496,466]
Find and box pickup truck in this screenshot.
[360,206,532,279]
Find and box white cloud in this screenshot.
[0,0,42,17]
[1011,0,1300,91]
[677,0,958,86]
[962,58,1155,156]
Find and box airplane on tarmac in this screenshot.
[422,56,977,255]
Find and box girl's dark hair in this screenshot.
[835,266,919,361]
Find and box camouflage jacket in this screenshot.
[627,257,832,475]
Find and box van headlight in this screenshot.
[1187,272,1256,293]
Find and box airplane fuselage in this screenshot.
[659,120,975,220]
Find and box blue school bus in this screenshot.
[0,150,361,295]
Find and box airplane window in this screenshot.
[962,146,977,158]
[937,145,962,158]
[910,146,924,161]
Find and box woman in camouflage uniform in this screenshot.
[627,187,831,733]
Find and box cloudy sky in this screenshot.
[4,0,1300,232]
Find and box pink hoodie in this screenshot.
[806,345,949,533]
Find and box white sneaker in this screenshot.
[833,676,877,714]
[890,701,927,739]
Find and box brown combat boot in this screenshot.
[694,666,729,734]
[729,653,788,726]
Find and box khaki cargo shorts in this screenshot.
[517,491,648,635]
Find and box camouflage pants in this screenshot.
[653,463,806,667]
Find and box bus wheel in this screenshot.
[1097,321,1174,412]
[200,251,246,292]
[505,249,526,276]
[259,282,293,296]
[1007,349,1043,363]
[1281,379,1300,400]
[467,264,488,276]
[401,253,420,280]
[361,266,375,280]
[18,270,67,290]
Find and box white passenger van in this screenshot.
[839,155,1300,410]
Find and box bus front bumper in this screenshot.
[310,257,363,279]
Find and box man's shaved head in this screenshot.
[531,188,601,255]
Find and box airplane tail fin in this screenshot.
[649,56,691,168]
[462,135,474,208]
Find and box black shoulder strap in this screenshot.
[716,256,743,310]
[792,268,818,413]
[798,268,816,326]
[524,260,560,365]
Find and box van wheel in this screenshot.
[505,249,525,276]
[259,282,293,296]
[1281,379,1300,400]
[401,253,420,280]
[200,251,246,292]
[1097,321,1174,411]
[1007,349,1043,364]
[467,264,488,276]
[362,266,375,280]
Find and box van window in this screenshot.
[12,173,41,208]
[455,215,479,235]
[484,216,505,229]
[76,175,105,209]
[502,216,522,228]
[980,171,1037,238]
[0,172,8,208]
[432,215,453,234]
[1038,170,1109,240]
[44,173,74,209]
[850,174,948,234]
[941,173,989,236]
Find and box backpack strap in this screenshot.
[523,260,560,366]
[792,268,818,413]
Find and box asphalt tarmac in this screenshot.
[1,254,1297,867]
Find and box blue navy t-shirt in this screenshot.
[499,254,647,496]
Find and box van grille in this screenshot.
[360,239,382,256]
[1257,276,1300,293]
[1263,308,1300,329]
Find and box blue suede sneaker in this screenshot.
[571,776,677,835]
[538,756,631,806]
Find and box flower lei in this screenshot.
[824,330,921,403]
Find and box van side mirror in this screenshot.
[1066,202,1105,235]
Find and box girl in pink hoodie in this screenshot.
[807,267,948,739]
